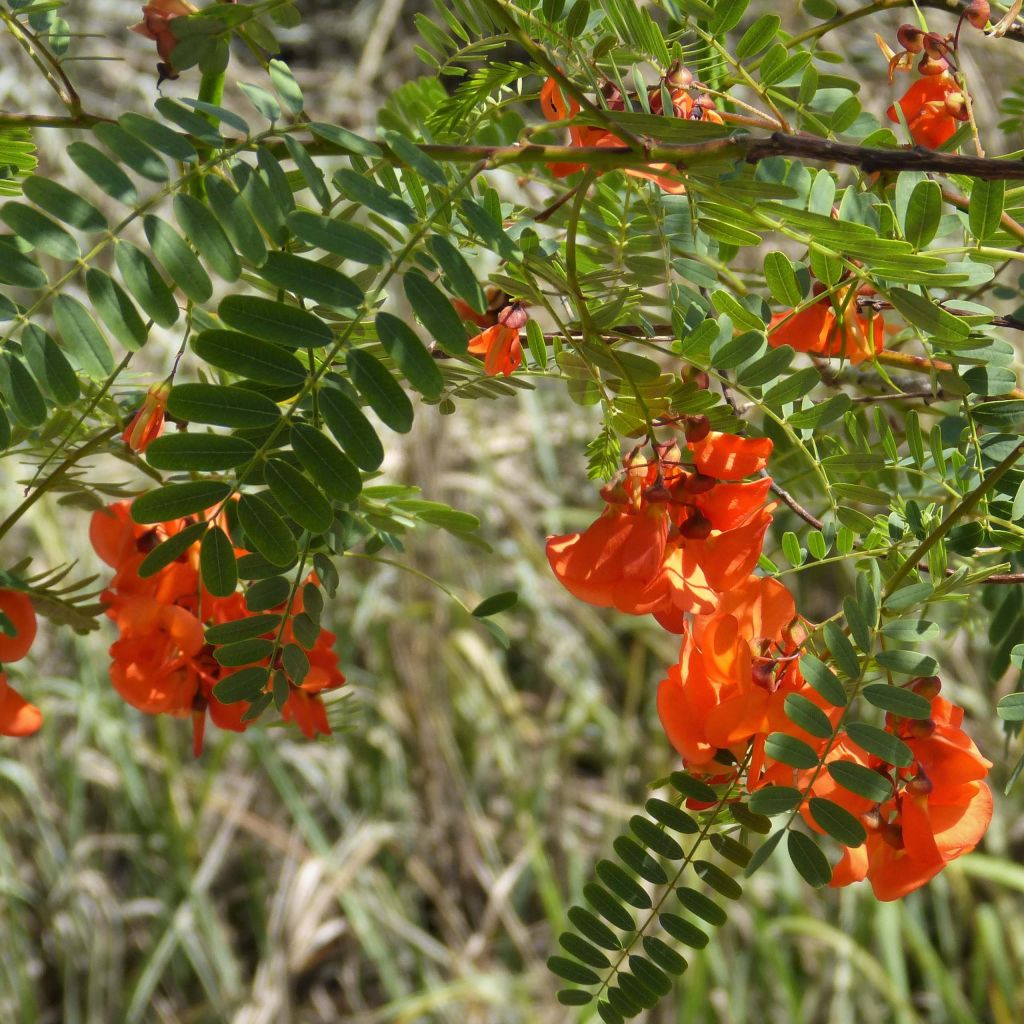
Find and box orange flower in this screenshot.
[831,774,992,901]
[130,0,197,79]
[467,304,527,376]
[769,294,883,364]
[547,433,775,625]
[123,383,170,453]
[0,588,37,663]
[0,673,41,737]
[657,577,829,773]
[467,324,522,376]
[886,74,968,149]
[546,505,670,613]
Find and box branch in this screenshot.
[408,134,1024,181]
[0,111,110,129]
[885,441,1024,594]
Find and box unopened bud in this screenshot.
[910,675,941,699]
[497,302,528,330]
[922,32,951,61]
[684,415,711,443]
[680,511,712,540]
[682,472,716,495]
[965,1,990,29]
[897,24,925,52]
[665,61,694,90]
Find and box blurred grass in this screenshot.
[2,1,1024,1021]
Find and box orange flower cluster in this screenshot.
[92,502,345,754]
[768,286,884,364]
[547,418,991,899]
[759,679,992,901]
[881,22,972,149]
[0,588,41,737]
[547,427,774,629]
[540,72,723,193]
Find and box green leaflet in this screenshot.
[347,348,415,433]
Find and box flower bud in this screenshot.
[680,511,712,540]
[497,302,529,331]
[905,717,936,739]
[665,60,694,90]
[966,1,990,29]
[123,383,170,453]
[922,32,951,61]
[684,415,711,443]
[910,675,941,699]
[896,24,926,52]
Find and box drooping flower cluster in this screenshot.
[540,65,723,193]
[91,502,346,754]
[0,588,40,737]
[547,418,991,899]
[880,19,980,148]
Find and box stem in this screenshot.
[884,440,1024,594]
[373,135,1024,181]
[0,428,118,543]
[593,755,751,1001]
[0,8,80,112]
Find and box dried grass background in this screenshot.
[1,2,1024,1022]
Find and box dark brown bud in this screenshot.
[880,821,905,850]
[684,415,711,443]
[680,511,712,540]
[905,718,936,739]
[682,472,717,495]
[897,24,926,52]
